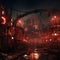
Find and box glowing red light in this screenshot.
[24,27,28,31]
[51,16,57,21]
[54,16,57,18]
[51,18,55,21]
[1,16,6,24]
[16,19,24,27]
[30,52,40,60]
[54,33,57,36]
[18,20,22,24]
[46,40,48,42]
[11,37,14,39]
[52,33,58,36]
[2,10,5,15]
[23,39,28,42]
[49,39,52,42]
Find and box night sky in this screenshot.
[0,0,60,10]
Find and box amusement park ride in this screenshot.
[0,5,60,60]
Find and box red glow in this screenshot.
[11,37,14,39]
[46,40,48,42]
[51,16,57,21]
[51,18,55,21]
[30,52,40,60]
[16,19,23,27]
[2,10,5,15]
[23,39,28,42]
[52,33,58,36]
[54,16,57,18]
[24,27,28,32]
[54,33,57,36]
[18,20,22,24]
[1,16,6,24]
[49,39,52,42]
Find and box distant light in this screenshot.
[23,54,29,59]
[18,20,22,24]
[46,40,48,42]
[30,52,40,60]
[11,37,14,39]
[54,33,57,36]
[11,19,13,21]
[2,10,5,15]
[52,32,58,36]
[51,16,57,21]
[34,53,39,59]
[49,39,52,41]
[51,18,54,20]
[24,54,28,57]
[23,39,27,42]
[11,22,13,26]
[24,27,28,32]
[33,25,38,29]
[54,16,57,18]
[16,20,22,26]
[16,19,24,27]
[1,16,6,24]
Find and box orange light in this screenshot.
[1,16,6,24]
